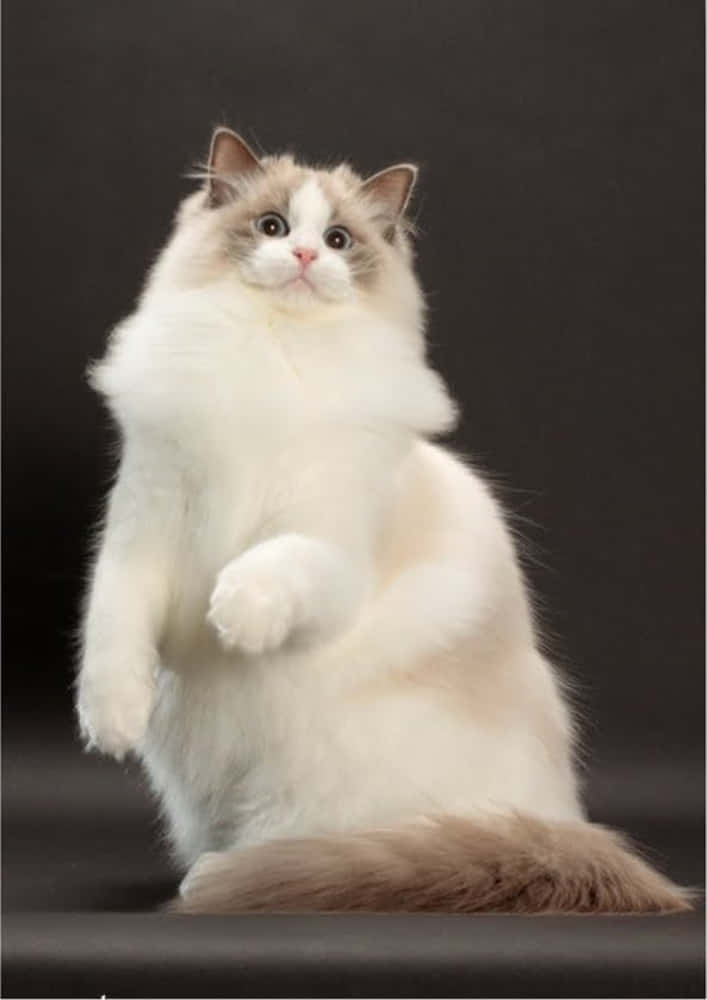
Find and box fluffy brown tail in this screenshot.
[173,813,692,915]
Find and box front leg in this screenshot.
[76,456,172,759]
[77,638,157,761]
[207,533,364,655]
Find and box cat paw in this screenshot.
[76,669,155,761]
[207,558,298,656]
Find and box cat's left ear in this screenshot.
[361,164,418,220]
[207,127,262,207]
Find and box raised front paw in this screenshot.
[76,668,155,761]
[207,557,298,656]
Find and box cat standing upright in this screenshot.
[76,127,688,913]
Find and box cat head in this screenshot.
[158,128,420,310]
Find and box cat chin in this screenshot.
[249,277,353,310]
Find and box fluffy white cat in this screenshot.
[76,128,688,913]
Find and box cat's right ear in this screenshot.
[207,128,262,207]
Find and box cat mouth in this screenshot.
[284,274,315,291]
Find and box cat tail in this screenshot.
[172,813,693,915]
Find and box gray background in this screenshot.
[3,1,704,996]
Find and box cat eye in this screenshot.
[255,213,290,238]
[324,226,353,251]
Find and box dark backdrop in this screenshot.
[4,0,703,765]
[2,2,704,996]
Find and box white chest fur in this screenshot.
[85,287,580,866]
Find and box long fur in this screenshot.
[76,129,690,916]
[174,813,692,914]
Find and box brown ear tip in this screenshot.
[209,126,235,151]
[387,163,419,189]
[209,125,259,154]
[211,125,236,140]
[395,164,419,211]
[404,164,419,192]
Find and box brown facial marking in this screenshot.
[200,153,415,294]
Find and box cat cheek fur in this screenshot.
[242,237,354,302]
[77,130,690,914]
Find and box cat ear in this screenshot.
[207,127,262,206]
[361,164,418,219]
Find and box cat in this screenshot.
[76,127,689,914]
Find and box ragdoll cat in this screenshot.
[76,127,689,914]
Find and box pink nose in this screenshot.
[292,247,318,268]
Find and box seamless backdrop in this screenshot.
[4,0,703,774]
[3,1,704,997]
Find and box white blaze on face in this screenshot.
[246,176,354,303]
[287,178,331,251]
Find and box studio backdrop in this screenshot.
[3,1,704,996]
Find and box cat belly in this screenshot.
[142,638,582,868]
[140,443,583,866]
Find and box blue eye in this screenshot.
[324,226,353,250]
[255,213,289,237]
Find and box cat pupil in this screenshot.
[325,226,352,250]
[256,213,288,237]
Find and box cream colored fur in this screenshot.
[76,129,686,913]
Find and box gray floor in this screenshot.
[3,719,704,998]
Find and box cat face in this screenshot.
[232,174,373,303]
[179,129,418,307]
